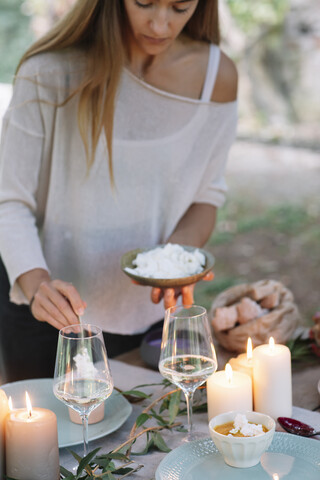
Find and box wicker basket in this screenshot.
[210,279,301,353]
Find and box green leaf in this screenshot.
[152,432,171,453]
[118,389,150,399]
[59,465,75,478]
[96,452,128,470]
[159,396,170,413]
[168,390,181,423]
[112,466,135,474]
[192,402,208,413]
[135,412,151,427]
[76,447,100,477]
[175,424,187,432]
[69,449,82,464]
[132,432,155,455]
[149,408,169,426]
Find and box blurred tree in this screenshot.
[0,0,33,82]
[0,0,318,146]
[226,0,289,38]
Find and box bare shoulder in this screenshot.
[211,50,238,103]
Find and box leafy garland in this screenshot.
[287,312,320,365]
[6,381,207,480]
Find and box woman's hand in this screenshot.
[29,279,87,330]
[150,271,214,309]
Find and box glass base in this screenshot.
[182,430,209,443]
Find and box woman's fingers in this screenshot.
[30,280,86,329]
[163,288,176,309]
[181,284,195,306]
[151,287,163,304]
[52,280,86,316]
[151,271,214,309]
[31,302,70,330]
[203,271,214,281]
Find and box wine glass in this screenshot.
[53,324,113,456]
[159,305,217,442]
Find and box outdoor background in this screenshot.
[0,0,319,325]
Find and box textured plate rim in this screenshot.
[121,245,215,288]
[155,433,320,479]
[1,378,132,448]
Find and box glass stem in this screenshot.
[81,414,89,456]
[184,391,194,438]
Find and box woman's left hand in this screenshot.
[150,271,214,309]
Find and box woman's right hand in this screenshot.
[29,278,86,330]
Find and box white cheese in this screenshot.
[228,414,265,437]
[125,243,206,279]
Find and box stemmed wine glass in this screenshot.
[53,324,113,456]
[159,305,217,442]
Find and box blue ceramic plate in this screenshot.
[155,433,320,480]
[2,378,132,448]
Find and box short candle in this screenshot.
[229,337,254,382]
[253,337,292,419]
[6,392,60,480]
[207,363,253,420]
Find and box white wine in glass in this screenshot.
[159,305,217,442]
[53,324,113,456]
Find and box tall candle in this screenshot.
[0,389,9,479]
[253,337,292,419]
[207,363,252,420]
[6,392,59,480]
[229,337,254,381]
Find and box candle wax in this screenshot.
[207,370,252,420]
[229,354,254,382]
[253,343,292,419]
[6,407,59,480]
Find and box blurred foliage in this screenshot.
[0,0,33,82]
[0,0,292,83]
[194,199,320,312]
[226,0,290,37]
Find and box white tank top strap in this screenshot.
[200,44,221,102]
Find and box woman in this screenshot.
[0,0,237,382]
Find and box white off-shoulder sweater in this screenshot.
[0,45,237,334]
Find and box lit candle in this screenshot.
[0,389,9,479]
[6,392,59,480]
[253,337,292,419]
[207,363,253,420]
[229,337,254,381]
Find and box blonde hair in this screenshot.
[17,0,220,185]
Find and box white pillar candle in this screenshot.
[6,392,59,480]
[0,389,9,479]
[228,338,254,382]
[207,363,253,421]
[253,337,292,419]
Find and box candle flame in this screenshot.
[246,337,253,361]
[8,396,13,411]
[25,391,32,418]
[269,337,275,352]
[225,363,233,383]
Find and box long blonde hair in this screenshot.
[17,0,220,185]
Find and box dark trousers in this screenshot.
[0,257,162,383]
